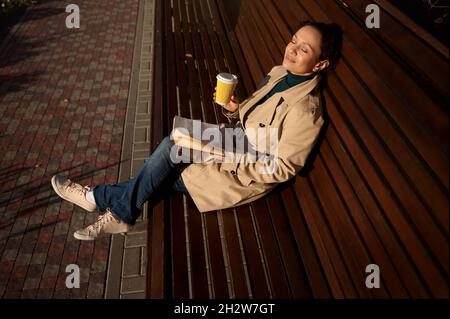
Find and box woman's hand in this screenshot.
[213,87,240,112]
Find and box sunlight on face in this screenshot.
[282,25,323,75]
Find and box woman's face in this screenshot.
[282,25,327,75]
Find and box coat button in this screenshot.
[259,123,265,127]
[231,170,236,175]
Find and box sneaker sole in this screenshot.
[51,176,96,212]
[73,232,95,241]
[73,230,129,241]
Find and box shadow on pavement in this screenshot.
[0,159,130,239]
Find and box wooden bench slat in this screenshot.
[186,196,210,298]
[325,126,429,297]
[343,0,449,101]
[302,2,450,180]
[235,205,271,298]
[265,194,314,298]
[221,209,252,298]
[280,186,333,298]
[147,0,166,299]
[317,141,395,298]
[309,0,448,149]
[306,160,374,298]
[325,92,448,297]
[334,61,449,227]
[173,0,192,119]
[250,199,292,298]
[341,44,449,190]
[294,179,350,298]
[209,0,256,97]
[189,0,238,298]
[328,74,449,272]
[203,213,229,298]
[170,195,190,298]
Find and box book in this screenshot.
[171,115,248,163]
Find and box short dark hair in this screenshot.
[299,21,343,73]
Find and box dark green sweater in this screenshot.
[254,71,314,107]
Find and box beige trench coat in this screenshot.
[177,65,324,212]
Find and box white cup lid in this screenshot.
[217,73,238,84]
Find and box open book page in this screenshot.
[171,115,248,163]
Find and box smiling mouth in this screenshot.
[284,55,295,63]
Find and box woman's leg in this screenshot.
[93,135,189,225]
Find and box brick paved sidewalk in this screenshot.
[0,0,140,298]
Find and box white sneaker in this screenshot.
[51,175,96,212]
[73,209,130,241]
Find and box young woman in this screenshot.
[51,21,343,240]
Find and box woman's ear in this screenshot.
[313,60,330,73]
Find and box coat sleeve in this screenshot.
[220,100,324,185]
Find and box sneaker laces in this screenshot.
[86,211,119,234]
[66,179,90,196]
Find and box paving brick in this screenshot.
[30,252,47,265]
[121,276,145,294]
[125,232,147,248]
[122,247,141,277]
[23,277,40,290]
[121,291,146,299]
[21,288,38,299]
[0,0,141,299]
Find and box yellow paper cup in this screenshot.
[215,73,238,106]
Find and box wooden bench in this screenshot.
[147,0,448,298]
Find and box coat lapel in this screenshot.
[239,68,287,125]
[239,66,321,127]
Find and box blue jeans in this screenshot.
[93,135,189,225]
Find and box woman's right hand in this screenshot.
[213,87,240,112]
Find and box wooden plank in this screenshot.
[186,196,210,298]
[333,59,448,231]
[148,0,166,299]
[235,205,271,298]
[254,0,290,56]
[328,73,448,273]
[306,158,372,298]
[203,213,229,298]
[221,209,250,298]
[250,198,292,298]
[280,186,332,298]
[341,43,448,190]
[298,0,449,183]
[325,126,420,298]
[325,90,448,297]
[210,0,256,96]
[294,179,347,298]
[344,0,448,100]
[187,0,216,125]
[182,0,229,298]
[173,0,192,119]
[238,0,275,71]
[170,194,190,298]
[313,150,390,298]
[310,0,448,149]
[265,193,313,298]
[178,0,202,120]
[163,0,190,298]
